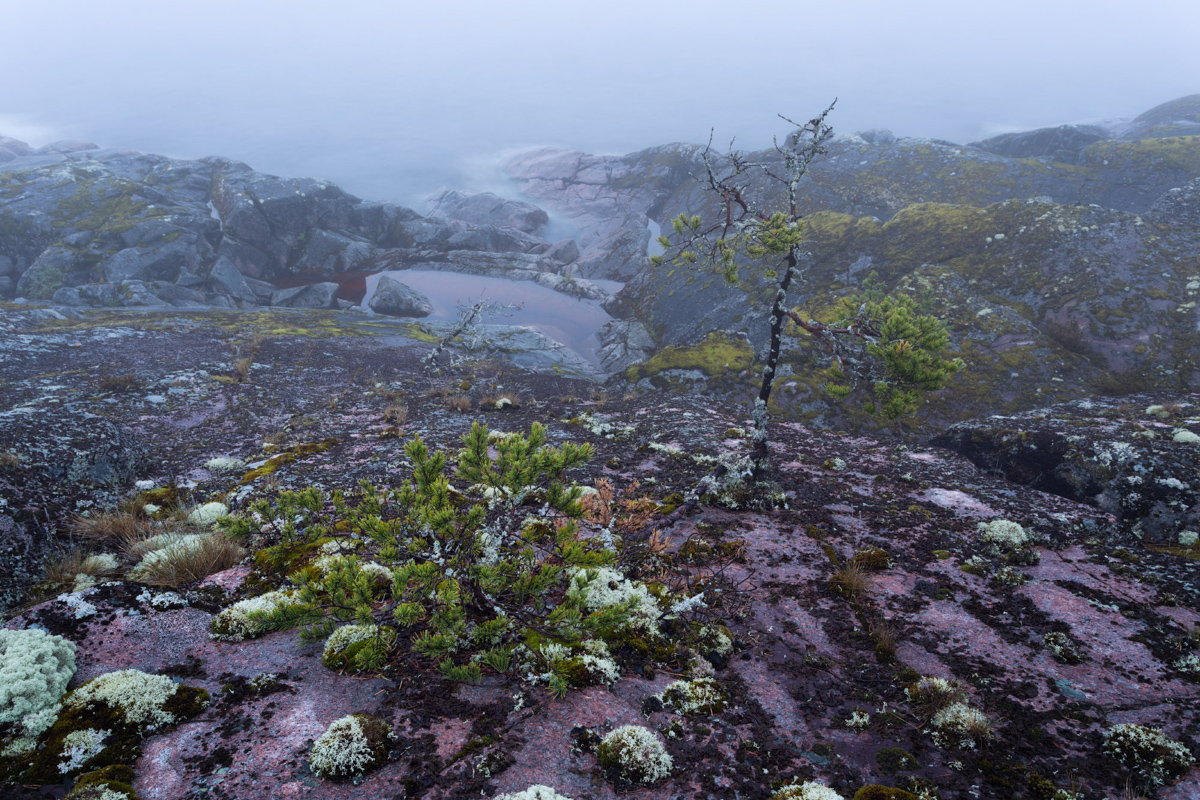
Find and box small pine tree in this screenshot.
[654,104,961,477]
[226,422,708,690]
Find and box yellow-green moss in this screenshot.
[239,438,338,485]
[625,331,753,382]
[67,765,139,800]
[853,787,919,800]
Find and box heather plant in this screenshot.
[239,422,700,691]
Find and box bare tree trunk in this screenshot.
[750,248,799,477]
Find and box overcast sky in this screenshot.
[3,0,1198,205]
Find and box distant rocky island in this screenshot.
[1,96,1198,800]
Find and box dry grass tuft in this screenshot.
[445,395,472,413]
[424,385,455,398]
[97,374,142,393]
[132,533,245,588]
[0,450,19,469]
[383,403,409,425]
[867,618,900,663]
[829,561,870,600]
[71,509,157,552]
[233,356,254,382]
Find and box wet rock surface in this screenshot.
[932,394,1200,545]
[1,306,1198,799]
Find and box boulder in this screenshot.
[0,135,35,162]
[216,237,272,279]
[291,229,377,276]
[595,319,655,373]
[972,124,1109,163]
[367,275,432,318]
[858,129,897,146]
[16,246,84,300]
[34,139,100,155]
[208,257,260,305]
[445,224,543,254]
[544,238,580,264]
[269,282,339,309]
[426,188,549,233]
[100,237,202,283]
[532,272,608,301]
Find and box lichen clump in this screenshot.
[596,725,672,785]
[322,624,398,672]
[569,566,662,632]
[309,714,391,780]
[494,787,574,800]
[658,678,726,714]
[1103,723,1194,786]
[66,670,185,729]
[771,781,845,800]
[210,590,299,642]
[929,702,993,749]
[977,519,1028,549]
[0,628,77,725]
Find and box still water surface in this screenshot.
[362,271,620,367]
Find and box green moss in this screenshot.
[875,747,919,774]
[239,439,338,485]
[253,536,329,576]
[853,787,919,800]
[1083,136,1200,174]
[624,331,753,382]
[19,682,208,784]
[850,547,891,571]
[67,765,139,799]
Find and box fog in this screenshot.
[4,0,1198,206]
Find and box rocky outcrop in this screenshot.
[368,275,432,317]
[1117,93,1200,140]
[1150,176,1200,227]
[971,123,1109,163]
[426,188,549,233]
[932,393,1200,545]
[502,144,706,281]
[0,142,598,308]
[1,311,1197,798]
[0,409,146,610]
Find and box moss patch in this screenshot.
[625,331,753,382]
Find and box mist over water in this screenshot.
[4,0,1199,206]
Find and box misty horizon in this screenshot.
[4,0,1200,206]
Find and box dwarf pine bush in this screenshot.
[235,422,705,692]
